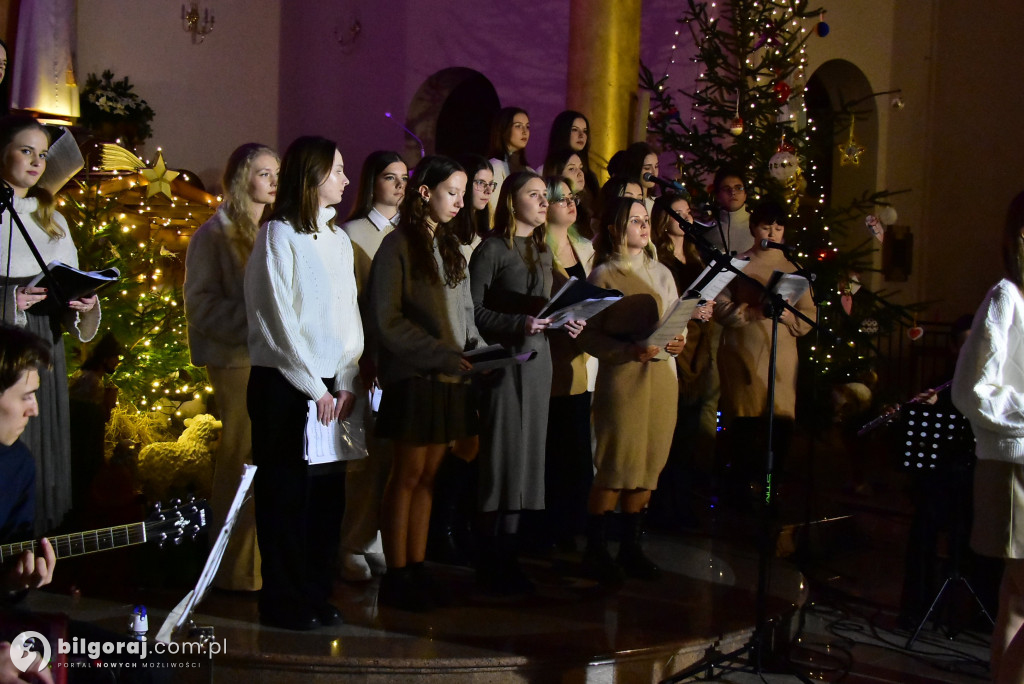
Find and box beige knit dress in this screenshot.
[583,252,682,490]
[714,248,815,422]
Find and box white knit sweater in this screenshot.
[244,207,363,400]
[952,279,1024,464]
[1,195,99,340]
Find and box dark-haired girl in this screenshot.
[337,150,408,583]
[714,202,815,495]
[546,110,600,198]
[487,107,531,212]
[245,136,362,630]
[369,155,481,610]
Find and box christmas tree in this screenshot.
[640,0,918,391]
[59,147,217,416]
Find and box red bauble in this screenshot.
[773,81,792,104]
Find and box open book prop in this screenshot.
[27,260,120,312]
[764,270,811,306]
[460,343,537,374]
[537,276,623,328]
[156,467,255,643]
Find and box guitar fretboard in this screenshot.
[0,523,147,563]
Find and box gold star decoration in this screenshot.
[838,116,866,166]
[141,152,180,198]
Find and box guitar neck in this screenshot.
[0,522,148,563]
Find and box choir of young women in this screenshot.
[172,105,825,627]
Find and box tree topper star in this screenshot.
[141,152,179,198]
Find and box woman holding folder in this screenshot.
[469,170,584,593]
[579,196,686,583]
[368,155,482,611]
[0,115,100,532]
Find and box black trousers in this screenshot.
[544,392,593,540]
[247,366,345,611]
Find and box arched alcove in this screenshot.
[805,59,878,228]
[405,68,500,166]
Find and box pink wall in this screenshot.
[278,0,571,218]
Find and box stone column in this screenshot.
[566,0,642,184]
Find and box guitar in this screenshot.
[0,497,208,564]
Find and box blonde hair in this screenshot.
[221,143,278,264]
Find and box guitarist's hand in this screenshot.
[5,538,55,592]
[0,641,54,683]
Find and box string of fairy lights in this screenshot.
[644,1,895,380]
[61,145,218,419]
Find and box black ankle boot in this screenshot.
[617,511,660,580]
[582,513,625,586]
[379,566,434,612]
[428,453,473,566]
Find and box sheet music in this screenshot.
[537,276,624,328]
[155,465,257,643]
[686,257,749,301]
[644,296,700,360]
[304,401,368,465]
[768,271,811,304]
[461,344,537,373]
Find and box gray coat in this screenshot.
[469,235,553,512]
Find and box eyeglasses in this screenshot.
[552,195,580,207]
[473,179,498,192]
[720,183,746,195]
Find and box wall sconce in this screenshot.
[182,2,214,44]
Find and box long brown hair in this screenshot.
[0,115,59,238]
[346,150,404,221]
[221,143,277,264]
[398,155,468,287]
[1003,190,1024,291]
[269,136,337,234]
[492,171,547,253]
[651,192,703,267]
[593,196,649,268]
[487,106,530,171]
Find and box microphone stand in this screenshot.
[0,182,68,322]
[661,204,819,683]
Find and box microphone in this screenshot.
[642,173,685,193]
[760,239,797,254]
